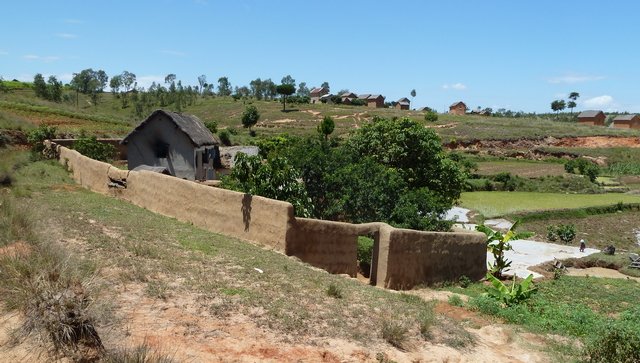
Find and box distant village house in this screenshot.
[340,92,358,105]
[358,94,385,108]
[395,97,410,110]
[611,114,640,129]
[449,101,467,115]
[310,87,329,104]
[577,110,606,126]
[122,109,220,181]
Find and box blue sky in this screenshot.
[1,0,639,113]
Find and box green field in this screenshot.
[459,191,640,218]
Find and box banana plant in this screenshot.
[476,221,534,279]
[485,273,537,306]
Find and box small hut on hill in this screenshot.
[577,110,606,126]
[122,109,220,180]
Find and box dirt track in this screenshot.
[447,136,640,150]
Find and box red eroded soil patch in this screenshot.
[0,241,32,258]
[554,136,640,148]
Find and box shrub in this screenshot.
[241,105,260,131]
[547,224,576,244]
[326,283,343,299]
[424,111,438,122]
[218,130,231,146]
[584,323,640,363]
[468,295,501,315]
[73,135,116,162]
[418,308,436,339]
[27,124,57,156]
[448,294,464,307]
[204,120,218,134]
[485,273,537,306]
[381,320,408,349]
[356,236,374,277]
[458,275,471,288]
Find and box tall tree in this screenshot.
[263,79,276,99]
[96,70,108,92]
[197,75,207,95]
[109,75,122,96]
[568,92,580,115]
[551,99,566,116]
[47,76,63,102]
[33,73,48,99]
[281,75,295,86]
[321,81,330,91]
[250,78,263,100]
[317,115,335,141]
[276,84,295,111]
[217,76,232,96]
[164,73,176,85]
[241,105,260,133]
[297,82,310,97]
[410,89,416,109]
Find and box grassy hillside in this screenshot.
[2,88,640,142]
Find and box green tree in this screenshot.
[197,74,207,95]
[217,76,232,96]
[410,89,416,109]
[281,74,296,86]
[297,82,310,96]
[424,110,438,122]
[320,81,330,90]
[317,116,335,141]
[567,92,579,115]
[221,153,312,217]
[241,105,260,133]
[345,117,464,203]
[551,99,566,115]
[33,73,48,99]
[109,75,122,96]
[276,84,296,111]
[47,76,63,102]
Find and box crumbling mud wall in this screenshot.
[50,142,487,290]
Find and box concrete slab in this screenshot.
[488,239,600,279]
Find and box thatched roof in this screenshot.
[122,109,220,147]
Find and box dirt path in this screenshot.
[566,267,640,281]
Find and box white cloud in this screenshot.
[583,95,614,108]
[23,55,60,62]
[442,83,467,90]
[160,50,186,57]
[55,33,77,39]
[58,73,74,83]
[548,74,605,84]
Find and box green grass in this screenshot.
[459,191,640,218]
[3,88,640,142]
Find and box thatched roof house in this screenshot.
[122,109,220,180]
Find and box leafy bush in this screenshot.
[565,158,600,182]
[218,130,231,146]
[547,224,576,243]
[73,135,116,162]
[448,294,464,307]
[204,120,218,134]
[357,236,374,277]
[424,111,438,122]
[27,124,57,155]
[326,283,343,299]
[221,153,313,217]
[241,105,260,131]
[458,275,472,288]
[485,273,537,306]
[468,295,502,315]
[381,320,408,349]
[584,323,640,363]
